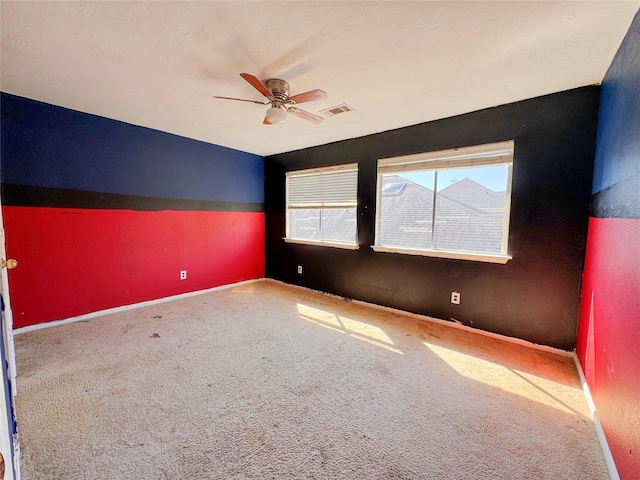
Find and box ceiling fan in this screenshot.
[213,73,327,125]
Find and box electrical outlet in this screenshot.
[297,265,302,274]
[180,270,187,280]
[451,291,460,304]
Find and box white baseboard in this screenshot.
[265,278,572,358]
[14,278,265,335]
[572,353,620,480]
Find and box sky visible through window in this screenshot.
[400,165,508,192]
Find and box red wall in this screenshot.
[577,218,640,478]
[3,206,264,328]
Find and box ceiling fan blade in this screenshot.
[263,116,273,125]
[288,89,328,104]
[213,95,268,105]
[240,73,274,100]
[287,107,323,124]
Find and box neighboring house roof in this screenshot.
[289,208,357,243]
[378,175,505,253]
[439,177,506,211]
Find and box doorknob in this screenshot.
[1,259,17,269]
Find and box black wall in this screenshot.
[265,87,599,350]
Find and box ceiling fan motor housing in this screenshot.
[265,79,290,106]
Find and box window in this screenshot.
[286,163,358,249]
[374,141,514,263]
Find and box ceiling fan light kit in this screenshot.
[265,106,287,125]
[213,73,327,126]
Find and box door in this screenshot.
[0,196,20,480]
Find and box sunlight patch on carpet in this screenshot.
[297,303,403,354]
[350,334,404,355]
[423,341,588,417]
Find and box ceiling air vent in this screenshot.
[321,104,354,117]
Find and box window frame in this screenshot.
[373,141,514,263]
[285,163,359,250]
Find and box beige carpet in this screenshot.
[15,280,608,479]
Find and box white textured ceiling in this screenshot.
[1,1,638,157]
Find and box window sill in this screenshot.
[284,238,359,250]
[371,245,511,264]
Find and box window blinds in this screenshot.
[287,164,358,209]
[378,141,514,174]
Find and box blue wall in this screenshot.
[592,13,640,198]
[1,93,263,204]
